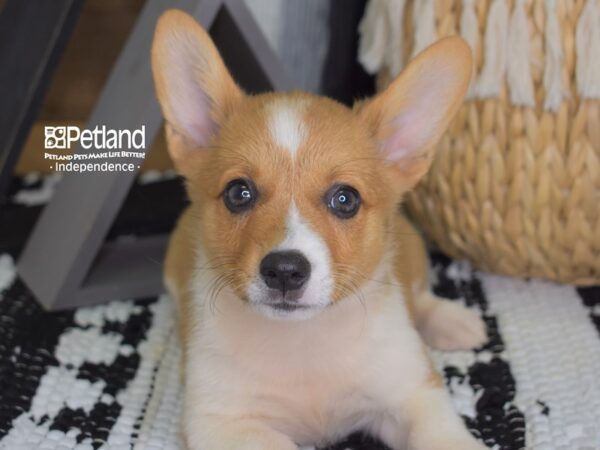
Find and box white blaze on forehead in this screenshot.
[268,100,307,155]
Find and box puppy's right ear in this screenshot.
[151,10,243,170]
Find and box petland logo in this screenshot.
[44,125,146,150]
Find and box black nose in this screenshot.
[260,251,311,295]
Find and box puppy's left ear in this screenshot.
[359,37,472,190]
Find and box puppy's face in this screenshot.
[173,94,394,320]
[152,11,471,320]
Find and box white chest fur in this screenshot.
[183,260,431,446]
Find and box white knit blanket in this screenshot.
[0,250,598,450]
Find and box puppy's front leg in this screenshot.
[403,387,487,450]
[184,415,298,450]
[393,216,487,352]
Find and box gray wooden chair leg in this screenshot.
[18,0,293,310]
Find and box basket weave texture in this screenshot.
[361,0,600,285]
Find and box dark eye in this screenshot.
[223,178,256,213]
[325,185,361,219]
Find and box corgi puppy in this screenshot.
[152,10,488,450]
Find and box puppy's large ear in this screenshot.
[359,37,471,190]
[151,10,243,170]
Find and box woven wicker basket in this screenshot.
[359,0,600,285]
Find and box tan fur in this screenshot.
[393,215,430,318]
[154,10,488,450]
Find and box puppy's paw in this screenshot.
[419,300,487,351]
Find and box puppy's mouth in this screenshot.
[247,284,328,320]
[261,289,311,312]
[264,300,310,312]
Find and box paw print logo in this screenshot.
[45,126,67,149]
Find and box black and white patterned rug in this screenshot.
[0,174,598,450]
